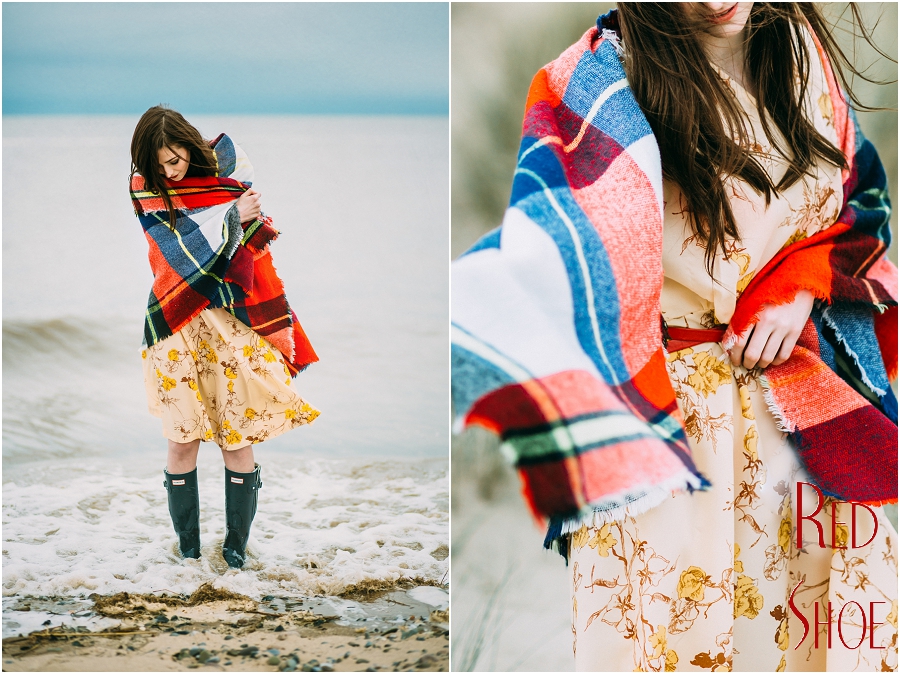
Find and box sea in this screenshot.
[2,115,449,637]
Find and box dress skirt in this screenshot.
[568,340,898,672]
[142,308,319,451]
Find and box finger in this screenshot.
[729,327,752,367]
[741,326,772,369]
[771,331,799,366]
[757,330,786,369]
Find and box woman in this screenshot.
[451,3,897,670]
[130,106,320,569]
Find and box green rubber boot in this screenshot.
[223,464,262,568]
[163,467,201,559]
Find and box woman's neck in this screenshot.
[700,29,751,94]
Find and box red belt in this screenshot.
[664,326,727,352]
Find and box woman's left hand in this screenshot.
[727,289,816,369]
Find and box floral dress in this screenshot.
[568,42,898,673]
[142,309,319,452]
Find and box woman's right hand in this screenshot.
[236,188,262,223]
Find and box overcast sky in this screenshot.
[3,2,449,115]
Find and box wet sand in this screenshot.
[2,586,449,672]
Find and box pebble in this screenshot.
[197,650,213,663]
[224,635,234,640]
[267,656,281,665]
[189,647,201,656]
[274,625,285,632]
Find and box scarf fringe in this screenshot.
[553,468,707,536]
[821,305,888,396]
[758,374,795,433]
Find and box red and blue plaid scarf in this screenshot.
[451,16,896,546]
[131,134,318,376]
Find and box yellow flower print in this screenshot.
[734,544,743,574]
[834,522,849,549]
[190,350,198,361]
[203,429,214,441]
[223,366,238,379]
[776,619,789,651]
[141,350,147,359]
[818,92,833,123]
[687,352,731,397]
[648,625,667,657]
[222,419,232,430]
[243,345,254,358]
[161,376,177,391]
[666,346,693,362]
[225,429,243,445]
[155,368,163,378]
[778,516,792,553]
[733,250,751,277]
[588,523,618,557]
[285,409,297,420]
[734,575,764,619]
[739,385,754,419]
[665,650,678,672]
[184,377,202,401]
[571,525,590,551]
[677,566,708,602]
[886,600,897,628]
[200,340,217,363]
[264,350,277,363]
[245,408,257,419]
[227,380,235,393]
[168,349,180,361]
[743,425,759,463]
[300,402,314,413]
[285,378,291,385]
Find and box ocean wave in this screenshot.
[2,455,448,602]
[3,316,141,367]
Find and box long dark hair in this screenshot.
[130,105,218,230]
[615,3,892,275]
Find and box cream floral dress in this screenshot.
[142,309,319,451]
[569,42,898,673]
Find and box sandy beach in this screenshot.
[2,585,449,672]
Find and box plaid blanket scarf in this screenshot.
[451,15,897,541]
[131,133,318,377]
